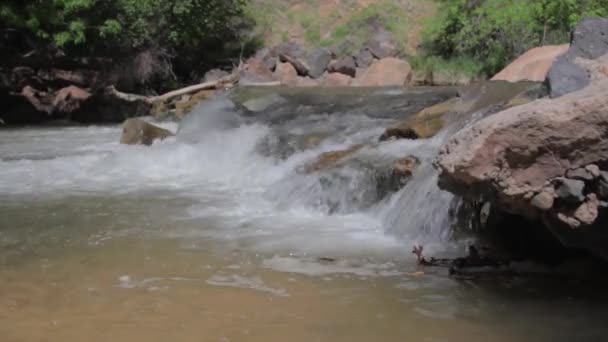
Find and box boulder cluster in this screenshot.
[233,31,414,88]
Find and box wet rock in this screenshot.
[546,17,608,97]
[274,62,298,86]
[355,48,374,68]
[307,48,332,79]
[573,194,600,225]
[52,85,91,114]
[328,57,357,78]
[566,168,594,181]
[120,118,174,146]
[354,58,412,87]
[320,72,352,87]
[173,90,214,119]
[531,190,555,210]
[492,44,569,82]
[305,145,365,173]
[242,93,285,112]
[366,30,397,59]
[379,98,456,141]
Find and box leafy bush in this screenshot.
[0,0,256,83]
[422,0,608,76]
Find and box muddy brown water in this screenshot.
[1,87,608,341]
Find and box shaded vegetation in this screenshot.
[0,0,258,88]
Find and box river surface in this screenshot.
[1,87,607,341]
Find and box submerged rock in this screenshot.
[379,97,457,141]
[120,118,174,146]
[304,145,365,173]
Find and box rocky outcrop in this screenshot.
[436,54,608,259]
[492,45,570,82]
[354,58,412,87]
[120,118,174,146]
[546,17,608,97]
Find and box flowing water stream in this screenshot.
[1,87,607,341]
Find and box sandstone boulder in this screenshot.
[120,118,174,146]
[274,62,299,86]
[354,58,412,87]
[492,44,569,82]
[436,54,608,258]
[320,72,353,87]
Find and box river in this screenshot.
[1,87,607,341]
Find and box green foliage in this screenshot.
[0,0,252,52]
[422,0,608,76]
[410,55,483,79]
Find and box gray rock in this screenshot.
[355,48,374,68]
[546,57,590,98]
[566,167,594,181]
[272,42,307,59]
[531,191,554,210]
[569,17,608,59]
[307,48,332,79]
[366,30,398,59]
[555,178,586,203]
[546,17,608,97]
[328,57,357,77]
[279,53,310,76]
